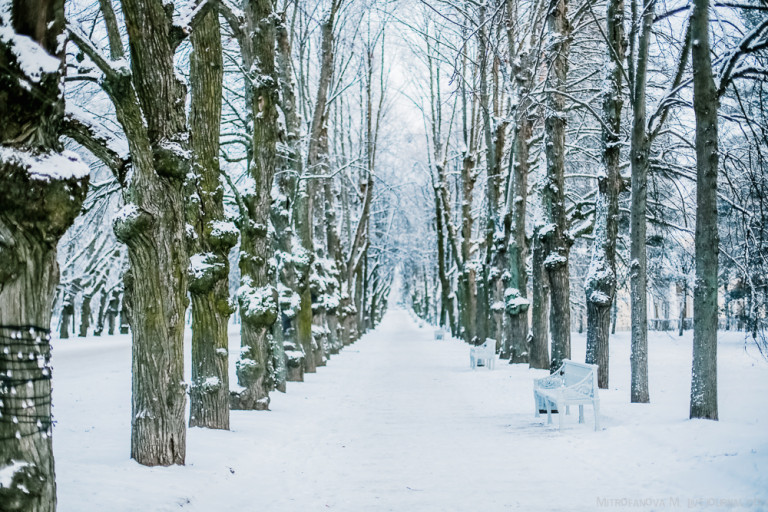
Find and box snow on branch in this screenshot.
[0,25,60,84]
[170,0,218,50]
[718,18,768,96]
[0,146,89,182]
[61,107,130,184]
[66,23,130,83]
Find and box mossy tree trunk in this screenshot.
[187,8,234,429]
[220,0,281,411]
[68,0,211,465]
[274,9,303,383]
[0,0,89,508]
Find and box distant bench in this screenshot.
[533,360,600,431]
[470,338,496,369]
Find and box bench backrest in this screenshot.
[560,360,597,389]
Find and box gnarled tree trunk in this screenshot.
[0,0,89,508]
[187,8,233,429]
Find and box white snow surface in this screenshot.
[52,308,768,511]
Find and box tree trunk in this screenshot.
[94,286,108,336]
[529,225,550,369]
[59,293,74,339]
[585,0,625,389]
[689,0,719,420]
[543,0,572,373]
[187,8,232,429]
[460,154,477,344]
[504,50,534,364]
[230,0,281,411]
[273,9,303,383]
[0,0,89,507]
[79,293,92,337]
[629,0,654,403]
[678,282,687,336]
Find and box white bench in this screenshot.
[470,338,496,369]
[533,360,600,431]
[434,329,445,340]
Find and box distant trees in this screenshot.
[400,0,767,420]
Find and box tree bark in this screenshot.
[0,0,89,508]
[585,0,625,389]
[542,0,572,373]
[274,9,303,383]
[629,0,654,403]
[529,225,550,369]
[187,8,232,429]
[689,0,719,420]
[229,0,281,411]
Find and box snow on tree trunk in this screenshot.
[585,0,625,389]
[0,0,89,507]
[229,0,281,411]
[503,42,536,364]
[542,0,572,373]
[689,0,719,420]
[273,10,304,382]
[187,9,232,429]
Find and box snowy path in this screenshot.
[53,309,768,511]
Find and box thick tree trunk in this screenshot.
[543,0,572,373]
[230,0,281,411]
[0,0,89,507]
[274,11,303,383]
[585,0,625,389]
[433,175,456,333]
[689,0,719,420]
[187,9,232,429]
[629,0,654,403]
[504,51,534,364]
[97,0,198,465]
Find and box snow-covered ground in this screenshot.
[52,308,768,511]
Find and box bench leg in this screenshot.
[534,393,540,417]
[558,402,564,430]
[565,405,570,416]
[594,400,600,431]
[546,400,552,425]
[579,405,584,424]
